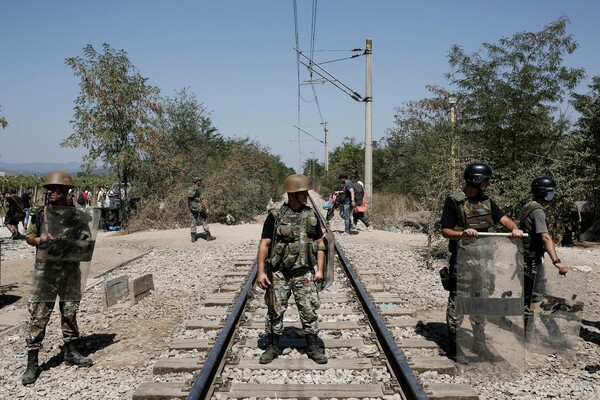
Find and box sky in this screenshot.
[1,1,599,172]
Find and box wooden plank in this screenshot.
[186,320,222,330]
[223,383,385,398]
[104,275,129,308]
[243,321,363,330]
[379,307,414,316]
[153,358,203,374]
[209,293,237,300]
[233,357,377,370]
[212,285,240,293]
[410,356,455,375]
[365,284,386,291]
[170,338,213,350]
[398,338,439,349]
[196,307,229,316]
[425,383,479,400]
[242,337,365,349]
[203,298,235,306]
[253,307,356,316]
[385,318,420,328]
[132,382,188,400]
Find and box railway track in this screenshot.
[132,193,479,400]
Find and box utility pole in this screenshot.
[321,121,329,174]
[449,95,457,188]
[364,39,373,203]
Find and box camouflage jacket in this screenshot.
[187,186,204,212]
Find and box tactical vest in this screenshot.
[449,191,493,231]
[518,201,545,262]
[187,186,203,211]
[269,204,319,271]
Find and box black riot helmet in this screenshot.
[464,163,495,187]
[531,176,556,201]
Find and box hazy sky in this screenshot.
[1,1,599,171]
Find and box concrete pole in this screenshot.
[449,95,457,188]
[322,121,329,174]
[364,39,373,203]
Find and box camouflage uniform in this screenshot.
[187,185,210,236]
[25,206,93,350]
[265,204,321,335]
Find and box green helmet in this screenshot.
[283,174,311,193]
[43,171,75,188]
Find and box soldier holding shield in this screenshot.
[22,171,97,386]
[440,163,523,362]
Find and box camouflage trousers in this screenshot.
[264,268,320,335]
[190,210,210,235]
[524,261,558,331]
[25,300,81,350]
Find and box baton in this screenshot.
[475,232,529,238]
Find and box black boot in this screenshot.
[191,233,197,243]
[472,326,495,361]
[259,334,280,364]
[445,333,467,364]
[22,350,39,386]
[206,233,216,241]
[305,333,327,364]
[64,342,92,367]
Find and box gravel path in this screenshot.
[1,202,599,399]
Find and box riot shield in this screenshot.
[31,206,99,302]
[525,263,589,355]
[455,236,525,373]
[317,230,335,292]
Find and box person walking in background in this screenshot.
[338,173,357,235]
[352,180,371,231]
[3,188,25,239]
[256,174,327,365]
[187,177,215,243]
[22,187,33,230]
[440,163,523,362]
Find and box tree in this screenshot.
[572,76,600,220]
[446,17,584,171]
[0,105,7,129]
[63,43,161,219]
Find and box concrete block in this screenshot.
[104,275,130,308]
[130,273,154,305]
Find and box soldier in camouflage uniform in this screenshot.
[22,171,94,386]
[519,176,568,338]
[256,174,327,364]
[440,163,523,362]
[187,177,215,243]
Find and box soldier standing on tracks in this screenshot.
[22,171,96,386]
[440,163,523,361]
[256,173,327,364]
[188,177,215,243]
[519,176,568,336]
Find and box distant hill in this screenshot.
[0,161,108,176]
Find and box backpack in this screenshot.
[12,196,26,220]
[77,193,85,206]
[354,183,365,206]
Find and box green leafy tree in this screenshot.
[0,106,7,129]
[446,17,584,171]
[63,43,161,218]
[572,76,600,220]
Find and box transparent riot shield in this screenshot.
[31,206,99,302]
[455,236,525,374]
[317,231,335,292]
[525,263,589,355]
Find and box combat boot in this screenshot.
[191,233,197,243]
[206,233,216,241]
[21,349,39,386]
[445,334,467,364]
[64,342,93,367]
[259,334,280,364]
[305,333,327,364]
[471,326,495,361]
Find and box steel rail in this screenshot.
[187,264,258,400]
[309,195,428,400]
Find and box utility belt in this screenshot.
[274,266,313,278]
